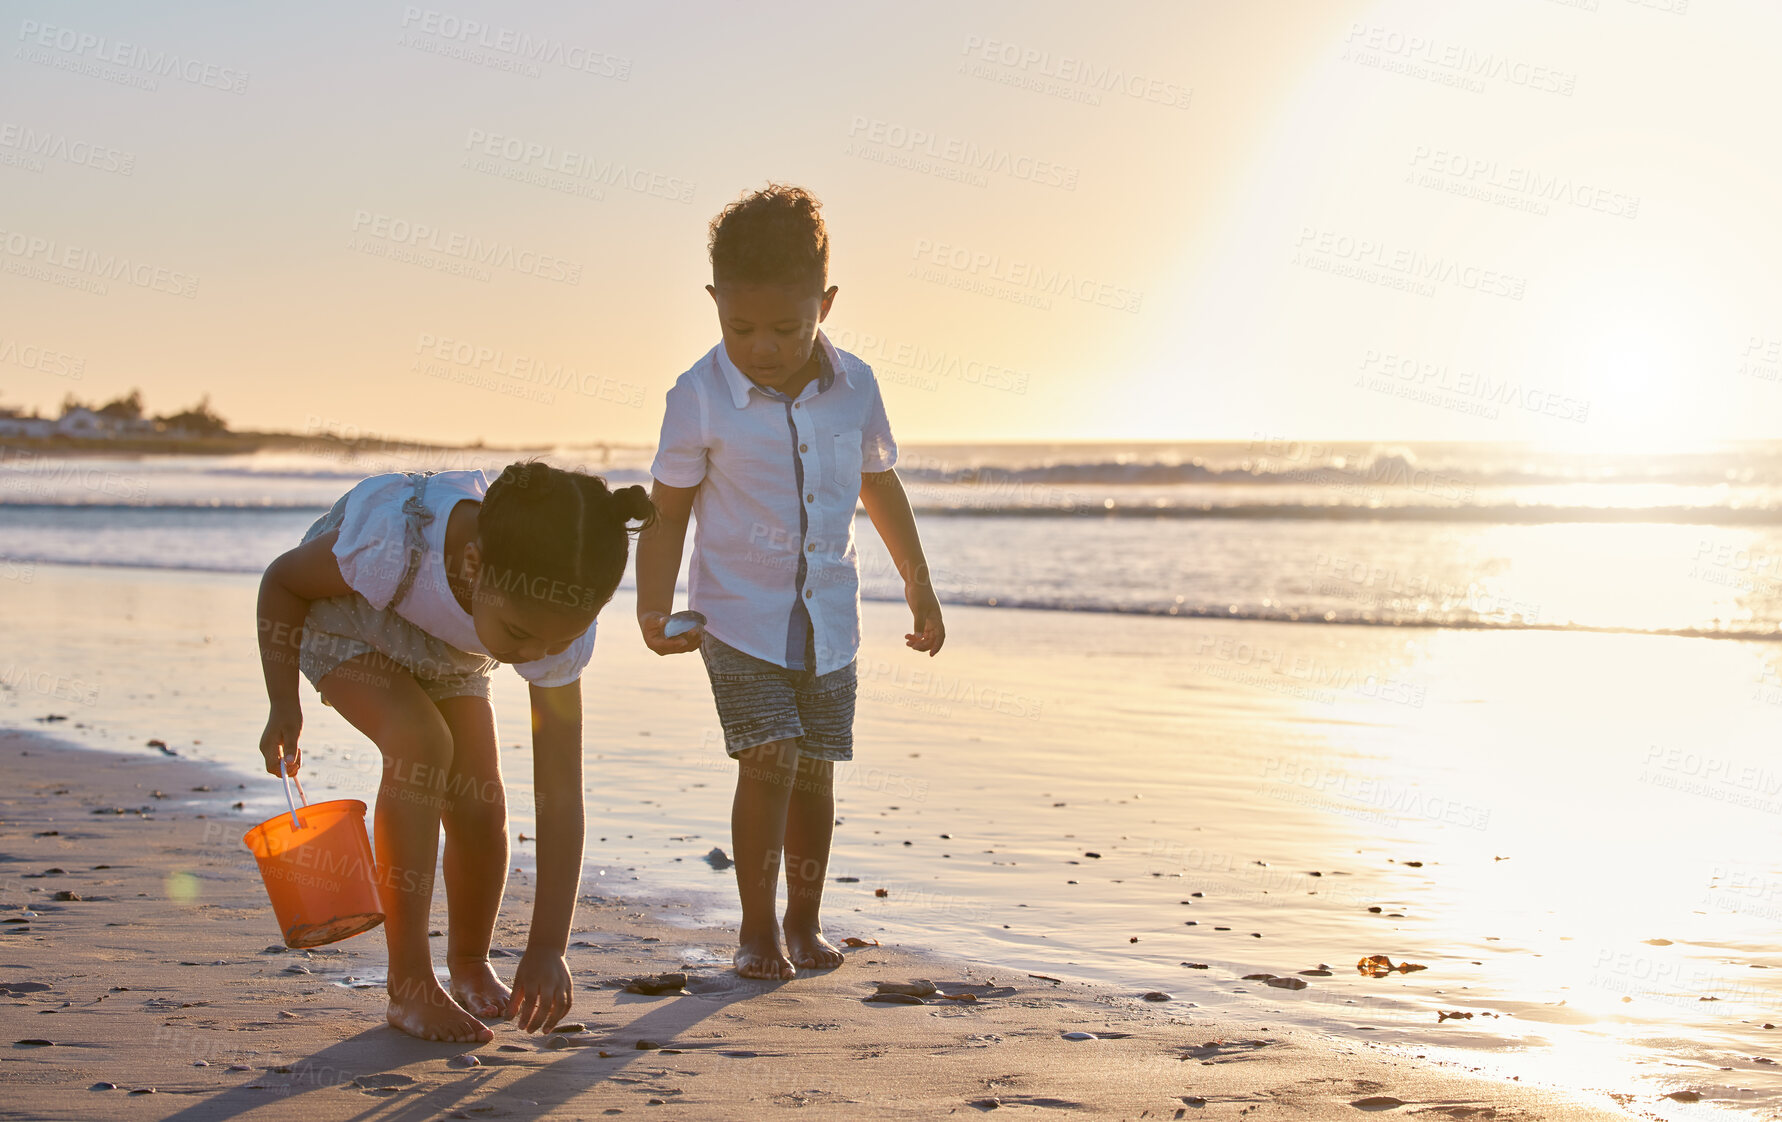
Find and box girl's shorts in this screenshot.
[699,634,857,762]
[298,596,495,705]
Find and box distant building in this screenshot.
[0,407,52,438]
[54,407,111,437]
[0,395,220,440]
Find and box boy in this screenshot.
[636,184,945,980]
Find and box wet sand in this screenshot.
[0,729,1653,1120]
[5,562,1778,1115]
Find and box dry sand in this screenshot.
[0,731,1655,1120]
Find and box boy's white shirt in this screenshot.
[330,469,596,688]
[650,330,898,674]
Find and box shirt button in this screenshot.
[806,493,814,502]
[799,443,808,452]
[807,544,816,552]
[804,589,813,599]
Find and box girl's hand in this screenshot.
[508,950,573,1033]
[906,585,946,656]
[259,705,303,776]
[638,611,702,656]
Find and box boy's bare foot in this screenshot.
[447,959,512,1019]
[386,978,494,1043]
[784,922,845,970]
[735,924,795,980]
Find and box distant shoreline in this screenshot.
[0,431,648,459]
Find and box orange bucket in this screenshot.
[242,766,384,948]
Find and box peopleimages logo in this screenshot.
[822,327,1030,395]
[846,116,1079,191]
[0,336,85,379]
[349,211,582,285]
[1358,349,1590,423]
[1293,227,1527,301]
[0,123,135,175]
[910,238,1143,313]
[412,331,645,407]
[1342,22,1576,95]
[1408,146,1639,218]
[462,128,694,203]
[15,19,249,93]
[959,35,1192,109]
[0,228,199,298]
[397,7,630,79]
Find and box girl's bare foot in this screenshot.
[784,922,844,970]
[386,977,494,1043]
[447,959,512,1019]
[735,922,795,980]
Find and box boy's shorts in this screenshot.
[699,634,857,762]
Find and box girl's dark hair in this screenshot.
[477,461,656,618]
[708,183,828,292]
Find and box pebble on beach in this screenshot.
[623,973,688,995]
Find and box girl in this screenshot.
[256,461,653,1043]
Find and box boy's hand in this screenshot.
[508,950,573,1033]
[259,704,303,776]
[906,586,946,656]
[639,611,702,656]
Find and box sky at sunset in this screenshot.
[3,0,1778,448]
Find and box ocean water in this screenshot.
[1,440,1778,638]
[3,441,1780,1118]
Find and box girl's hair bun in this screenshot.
[609,483,656,527]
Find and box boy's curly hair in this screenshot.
[707,183,828,291]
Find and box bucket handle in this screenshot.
[277,753,309,831]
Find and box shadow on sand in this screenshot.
[156,971,800,1121]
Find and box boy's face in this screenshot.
[708,280,838,393]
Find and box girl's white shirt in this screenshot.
[330,469,595,688]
